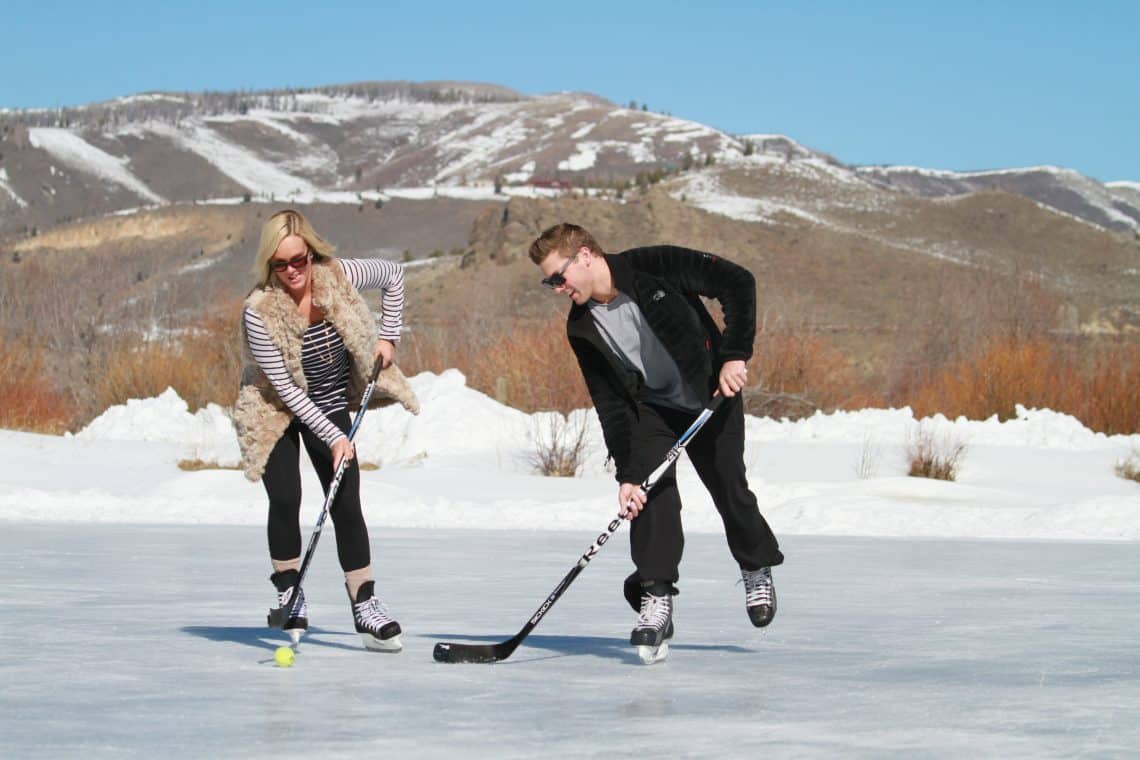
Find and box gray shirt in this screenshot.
[588,293,702,412]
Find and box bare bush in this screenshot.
[1083,342,1140,436]
[906,422,967,481]
[88,310,243,418]
[0,338,72,433]
[5,249,1140,444]
[525,410,591,477]
[1115,450,1140,484]
[891,266,1060,386]
[1,257,245,430]
[178,459,240,472]
[855,434,882,479]
[898,334,1140,436]
[400,312,590,414]
[746,322,879,419]
[905,335,1070,423]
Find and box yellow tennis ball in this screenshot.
[274,646,295,668]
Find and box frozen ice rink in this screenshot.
[2,523,1136,758]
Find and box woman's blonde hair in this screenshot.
[252,208,336,284]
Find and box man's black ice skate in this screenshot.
[348,581,403,652]
[630,582,675,665]
[742,566,777,628]
[269,570,309,644]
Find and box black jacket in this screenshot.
[566,245,756,483]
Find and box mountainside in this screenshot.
[1,81,1138,389]
[1,80,1137,241]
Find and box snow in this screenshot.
[430,104,533,183]
[1107,180,1140,191]
[672,171,836,227]
[502,160,535,183]
[570,122,595,139]
[288,92,467,122]
[113,92,192,106]
[0,167,28,207]
[857,163,1140,230]
[558,141,601,171]
[203,111,339,176]
[136,121,320,199]
[3,369,1137,540]
[28,127,165,203]
[857,163,1080,181]
[2,369,1139,755]
[633,116,720,144]
[557,138,656,171]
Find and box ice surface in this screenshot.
[3,371,1139,755]
[1,525,1136,758]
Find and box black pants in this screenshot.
[627,395,783,586]
[262,410,370,573]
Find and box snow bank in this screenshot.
[0,370,1135,539]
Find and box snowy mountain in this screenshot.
[1,81,1137,240]
[2,80,1138,374]
[857,163,1140,232]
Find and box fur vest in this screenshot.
[233,259,420,481]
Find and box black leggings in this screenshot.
[262,410,370,573]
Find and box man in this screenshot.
[529,223,784,661]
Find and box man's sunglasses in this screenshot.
[270,251,311,272]
[541,254,577,289]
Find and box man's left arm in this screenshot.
[629,245,756,360]
[631,246,756,398]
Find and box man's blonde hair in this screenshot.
[528,222,604,265]
[252,208,336,284]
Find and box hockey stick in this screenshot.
[267,357,385,630]
[433,394,726,663]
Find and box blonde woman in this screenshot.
[234,209,419,651]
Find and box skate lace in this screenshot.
[636,593,672,630]
[278,587,308,618]
[354,596,396,632]
[741,568,773,607]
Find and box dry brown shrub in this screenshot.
[1116,451,1140,483]
[0,339,73,433]
[906,423,967,481]
[525,412,591,476]
[397,321,477,380]
[88,302,244,416]
[747,328,879,419]
[901,335,1140,435]
[178,458,240,471]
[401,312,590,414]
[897,268,1060,375]
[906,336,1073,422]
[1081,343,1140,435]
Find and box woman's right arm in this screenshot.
[243,307,346,448]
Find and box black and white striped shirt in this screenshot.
[243,258,404,447]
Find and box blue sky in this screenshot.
[4,1,1137,182]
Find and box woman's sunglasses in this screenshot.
[270,251,311,273]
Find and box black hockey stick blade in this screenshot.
[433,633,524,664]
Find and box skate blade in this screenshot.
[637,641,669,665]
[288,629,303,645]
[361,632,403,653]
